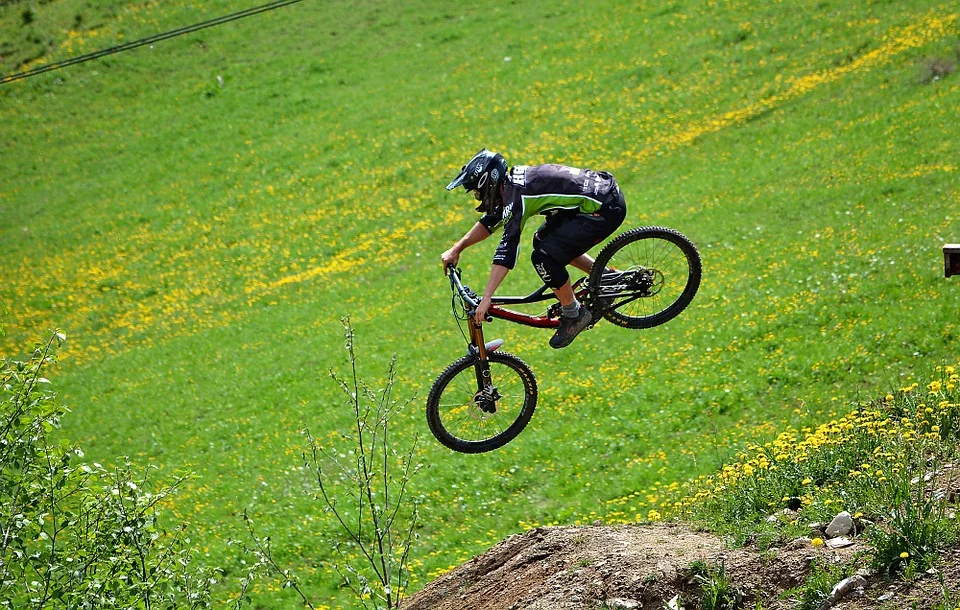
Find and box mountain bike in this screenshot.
[426,226,702,453]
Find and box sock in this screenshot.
[561,300,581,319]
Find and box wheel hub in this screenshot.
[472,387,501,416]
[632,269,662,296]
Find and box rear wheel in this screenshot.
[426,352,537,453]
[588,226,701,329]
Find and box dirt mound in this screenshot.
[403,522,958,609]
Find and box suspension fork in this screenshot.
[467,318,498,412]
[468,318,491,381]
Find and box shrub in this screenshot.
[677,364,960,575]
[0,333,220,609]
[920,50,959,84]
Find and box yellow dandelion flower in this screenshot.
[900,552,910,559]
[812,537,824,547]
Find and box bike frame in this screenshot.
[447,266,587,331]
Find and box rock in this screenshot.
[825,511,854,538]
[825,537,854,549]
[656,561,677,580]
[878,592,894,601]
[783,536,812,551]
[819,575,866,610]
[606,599,640,609]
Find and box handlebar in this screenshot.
[446,264,479,309]
[446,265,494,322]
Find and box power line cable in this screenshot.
[1,0,306,85]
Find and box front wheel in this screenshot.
[426,351,538,453]
[589,226,702,329]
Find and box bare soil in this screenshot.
[403,522,960,609]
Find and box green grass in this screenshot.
[2,0,960,607]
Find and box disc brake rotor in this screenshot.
[599,268,663,298]
[471,387,501,417]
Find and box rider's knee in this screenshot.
[531,248,568,289]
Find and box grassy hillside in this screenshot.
[2,0,959,606]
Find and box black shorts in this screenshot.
[531,188,627,288]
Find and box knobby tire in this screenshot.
[426,351,538,453]
[589,226,702,329]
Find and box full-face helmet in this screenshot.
[445,149,508,214]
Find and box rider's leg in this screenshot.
[534,228,593,281]
[532,229,595,348]
[552,280,576,306]
[531,247,584,314]
[531,246,570,294]
[570,254,594,274]
[545,197,627,279]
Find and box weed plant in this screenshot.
[687,559,743,610]
[785,558,855,610]
[229,319,423,609]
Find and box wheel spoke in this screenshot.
[590,227,701,329]
[427,353,537,452]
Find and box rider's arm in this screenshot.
[475,264,510,323]
[441,222,491,269]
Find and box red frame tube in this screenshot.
[488,305,559,329]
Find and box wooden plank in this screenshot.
[945,244,960,278]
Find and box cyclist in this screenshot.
[441,149,626,349]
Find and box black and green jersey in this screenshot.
[479,164,619,269]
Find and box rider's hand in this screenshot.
[441,247,460,272]
[474,296,492,324]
